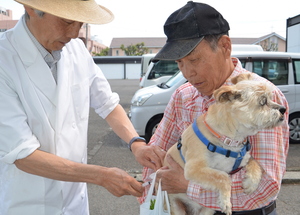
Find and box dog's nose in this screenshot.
[279,106,286,115]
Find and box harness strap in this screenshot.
[192,119,251,172]
[177,138,186,163]
[176,120,251,173]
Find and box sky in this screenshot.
[1,0,299,46]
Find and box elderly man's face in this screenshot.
[176,36,233,96]
[25,6,83,52]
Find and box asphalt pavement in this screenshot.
[87,79,300,215]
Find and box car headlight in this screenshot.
[131,93,153,106]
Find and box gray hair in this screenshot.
[24,9,45,20]
[204,32,229,51]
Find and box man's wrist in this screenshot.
[128,137,146,151]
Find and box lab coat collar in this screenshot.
[12,18,57,106]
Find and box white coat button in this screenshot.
[72,123,76,128]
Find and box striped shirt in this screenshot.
[138,58,289,211]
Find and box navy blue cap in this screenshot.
[153,1,230,61]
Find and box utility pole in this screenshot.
[85,23,88,48]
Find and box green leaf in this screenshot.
[150,199,156,210]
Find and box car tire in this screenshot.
[145,116,162,142]
[289,112,300,144]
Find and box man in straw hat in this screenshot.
[0,0,147,214]
[132,1,288,215]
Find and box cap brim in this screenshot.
[152,37,204,62]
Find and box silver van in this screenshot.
[129,51,300,144]
[140,53,155,82]
[139,60,180,88]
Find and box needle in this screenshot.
[142,181,151,187]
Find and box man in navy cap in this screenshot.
[132,2,288,214]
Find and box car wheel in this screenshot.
[289,113,300,144]
[145,116,162,142]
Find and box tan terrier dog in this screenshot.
[165,73,286,215]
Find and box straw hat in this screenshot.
[14,0,114,24]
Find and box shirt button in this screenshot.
[72,123,76,128]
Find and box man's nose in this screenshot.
[183,68,197,79]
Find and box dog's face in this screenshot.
[210,73,286,137]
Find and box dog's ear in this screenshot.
[214,86,241,102]
[231,73,253,84]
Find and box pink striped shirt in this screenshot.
[138,58,289,211]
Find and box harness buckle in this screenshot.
[207,142,217,152]
[224,137,239,147]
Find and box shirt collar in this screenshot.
[22,15,61,68]
[223,57,245,86]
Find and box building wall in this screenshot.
[0,7,16,32]
[258,36,286,52]
[0,7,12,20]
[78,24,107,55]
[111,47,161,56]
[277,39,286,52]
[0,19,17,32]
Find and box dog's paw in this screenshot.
[242,176,259,194]
[218,198,232,215]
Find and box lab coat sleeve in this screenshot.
[88,56,120,119]
[0,71,40,164]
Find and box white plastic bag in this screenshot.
[140,172,171,215]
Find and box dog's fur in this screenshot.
[164,73,286,215]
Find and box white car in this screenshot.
[129,51,300,143]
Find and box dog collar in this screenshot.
[192,119,251,173]
[203,113,246,147]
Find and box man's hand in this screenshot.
[156,155,188,194]
[99,167,144,197]
[131,141,166,171]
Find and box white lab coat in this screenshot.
[0,19,119,215]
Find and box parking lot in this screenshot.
[87,79,300,215]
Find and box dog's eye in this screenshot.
[259,96,267,106]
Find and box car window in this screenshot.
[239,59,246,68]
[148,61,179,79]
[293,59,300,84]
[252,59,289,85]
[165,71,185,88]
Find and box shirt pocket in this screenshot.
[71,79,90,121]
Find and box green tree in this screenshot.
[93,47,110,56]
[120,42,149,56]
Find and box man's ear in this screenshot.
[218,35,231,57]
[24,6,37,17]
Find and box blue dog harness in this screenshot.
[177,120,251,174]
